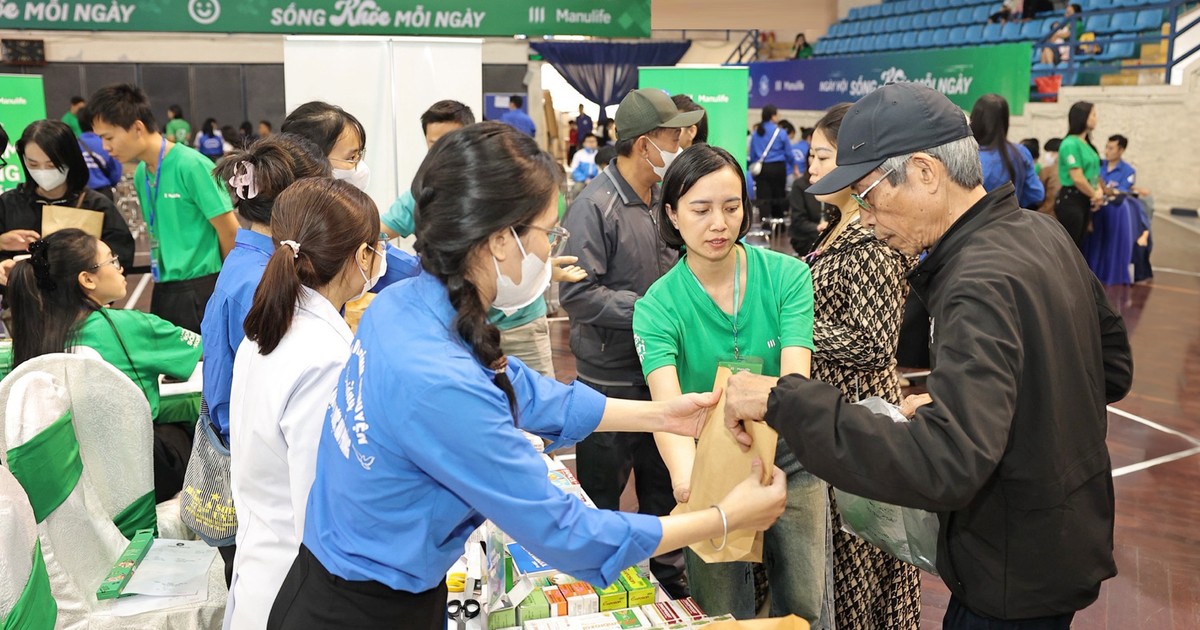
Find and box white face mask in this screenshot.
[351,243,387,302]
[1040,153,1057,168]
[28,166,68,192]
[492,227,551,316]
[333,161,371,191]
[645,137,682,179]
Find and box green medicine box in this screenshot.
[96,529,154,600]
[593,580,628,612]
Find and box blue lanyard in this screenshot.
[143,138,167,230]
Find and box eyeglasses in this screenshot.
[88,256,122,272]
[330,150,366,168]
[850,168,896,212]
[522,224,570,254]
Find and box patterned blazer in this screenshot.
[806,211,915,404]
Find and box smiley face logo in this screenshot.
[188,0,220,25]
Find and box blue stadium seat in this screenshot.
[882,3,897,17]
[956,7,976,24]
[901,31,920,48]
[1086,14,1112,34]
[848,6,863,20]
[919,0,938,11]
[913,12,929,29]
[1097,41,1137,61]
[887,33,905,49]
[934,27,954,46]
[918,30,938,47]
[933,0,954,9]
[948,26,968,45]
[964,23,984,43]
[847,20,863,36]
[868,4,884,18]
[972,5,991,23]
[898,15,914,30]
[1020,20,1045,40]
[880,17,897,32]
[1135,9,1163,32]
[1091,0,1115,9]
[1000,20,1023,41]
[927,11,944,28]
[1110,10,1139,33]
[836,39,853,54]
[983,21,1003,40]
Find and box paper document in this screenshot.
[123,539,216,597]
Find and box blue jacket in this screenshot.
[79,132,122,190]
[979,143,1044,209]
[748,121,795,172]
[500,109,536,137]
[303,272,662,592]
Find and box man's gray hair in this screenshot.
[880,135,983,190]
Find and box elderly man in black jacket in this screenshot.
[725,83,1132,630]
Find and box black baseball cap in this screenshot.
[615,89,705,141]
[808,82,971,195]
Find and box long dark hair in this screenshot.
[411,122,561,422]
[243,178,379,355]
[814,102,852,144]
[659,144,752,249]
[1067,101,1096,152]
[971,94,1021,197]
[280,101,366,158]
[8,229,101,367]
[213,133,330,225]
[16,120,89,198]
[202,118,217,137]
[757,105,778,136]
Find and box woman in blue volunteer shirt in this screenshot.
[268,123,788,630]
[194,118,226,162]
[970,94,1044,209]
[748,105,796,222]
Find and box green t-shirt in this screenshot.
[633,245,815,394]
[164,119,191,145]
[75,309,202,422]
[1057,135,1100,188]
[134,143,233,282]
[381,189,417,238]
[61,111,81,137]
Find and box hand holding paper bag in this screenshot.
[723,370,781,451]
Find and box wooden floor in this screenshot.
[545,214,1200,629]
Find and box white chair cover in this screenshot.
[0,355,226,629]
[0,467,39,619]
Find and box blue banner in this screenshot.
[748,43,1032,114]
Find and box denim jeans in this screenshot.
[685,441,834,628]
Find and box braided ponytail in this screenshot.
[411,122,563,424]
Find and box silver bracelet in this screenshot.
[710,505,729,551]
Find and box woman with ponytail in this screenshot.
[7,228,202,500]
[226,177,388,629]
[267,122,789,630]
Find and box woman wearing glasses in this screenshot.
[267,123,789,629]
[280,102,370,191]
[225,177,390,629]
[805,104,921,629]
[6,228,202,495]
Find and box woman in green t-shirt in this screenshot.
[165,105,192,145]
[1054,101,1106,249]
[8,228,202,499]
[633,145,832,626]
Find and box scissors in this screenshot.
[446,597,480,630]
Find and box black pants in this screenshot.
[574,378,688,598]
[268,545,448,630]
[152,422,193,503]
[1054,186,1091,251]
[150,272,218,333]
[218,544,236,588]
[944,596,1074,629]
[753,162,789,219]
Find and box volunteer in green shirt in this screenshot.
[61,96,85,137]
[89,83,239,333]
[632,144,831,625]
[7,228,203,501]
[1054,101,1105,250]
[165,105,192,145]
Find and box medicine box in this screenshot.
[617,567,656,607]
[96,529,154,600]
[592,580,628,612]
[517,587,550,625]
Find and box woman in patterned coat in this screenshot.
[803,103,921,629]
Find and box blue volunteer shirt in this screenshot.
[748,121,795,172]
[201,229,421,441]
[302,272,662,592]
[979,143,1045,209]
[500,109,537,137]
[1100,159,1136,193]
[79,132,122,190]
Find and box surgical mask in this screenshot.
[1040,153,1056,168]
[492,227,551,316]
[28,166,68,191]
[351,243,387,302]
[645,138,682,179]
[334,162,371,191]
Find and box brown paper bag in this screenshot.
[708,614,811,630]
[41,195,105,239]
[672,366,778,564]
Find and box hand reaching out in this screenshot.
[551,256,586,283]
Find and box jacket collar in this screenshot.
[234,228,274,254]
[605,163,660,209]
[909,183,1018,294]
[297,285,354,344]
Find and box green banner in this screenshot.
[0,74,47,194]
[0,0,650,38]
[639,66,750,168]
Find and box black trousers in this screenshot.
[152,422,193,503]
[218,544,236,588]
[268,545,448,630]
[574,378,688,598]
[1054,186,1092,251]
[944,596,1074,630]
[150,272,218,334]
[753,162,789,219]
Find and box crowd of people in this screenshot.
[0,77,1141,630]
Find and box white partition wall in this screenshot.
[284,36,483,215]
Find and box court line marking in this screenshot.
[556,453,576,461]
[1112,446,1200,478]
[124,274,152,310]
[1108,405,1200,447]
[1158,213,1200,237]
[1156,267,1200,279]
